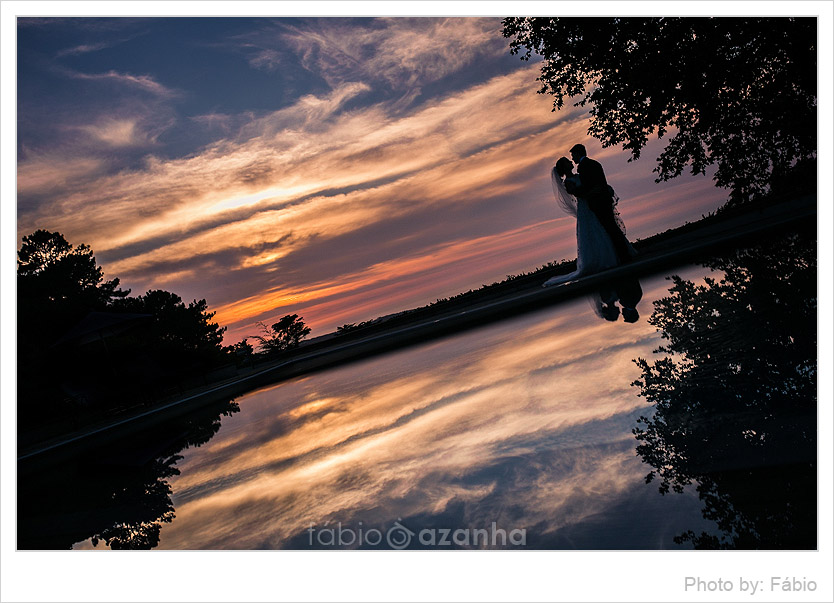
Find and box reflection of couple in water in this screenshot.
[544,144,642,323]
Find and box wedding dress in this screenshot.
[542,168,622,287]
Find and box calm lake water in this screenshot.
[20,230,816,550]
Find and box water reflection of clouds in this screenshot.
[157,270,712,549]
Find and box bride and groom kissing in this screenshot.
[544,144,642,323]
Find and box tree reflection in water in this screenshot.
[632,228,816,549]
[18,398,239,550]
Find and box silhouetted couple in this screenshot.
[544,144,642,323]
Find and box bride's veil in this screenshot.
[551,167,577,217]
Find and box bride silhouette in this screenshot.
[543,155,641,322]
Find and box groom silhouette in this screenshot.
[567,144,632,263]
[568,143,642,322]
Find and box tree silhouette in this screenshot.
[88,455,179,550]
[17,231,132,429]
[631,228,816,548]
[18,230,125,298]
[18,230,129,344]
[17,230,231,433]
[251,314,311,354]
[502,18,817,203]
[114,289,227,364]
[18,397,240,550]
[225,337,255,366]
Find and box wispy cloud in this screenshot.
[74,116,167,148]
[243,18,503,91]
[247,47,282,72]
[188,112,238,134]
[21,66,557,267]
[55,29,149,57]
[64,68,180,98]
[56,41,112,57]
[17,154,105,198]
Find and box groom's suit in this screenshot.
[573,156,642,315]
[573,156,633,263]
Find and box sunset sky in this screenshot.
[17,17,731,343]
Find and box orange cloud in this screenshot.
[214,216,572,331]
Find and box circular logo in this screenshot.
[386,520,414,550]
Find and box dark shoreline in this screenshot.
[18,194,817,467]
